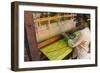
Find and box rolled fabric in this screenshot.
[68,31,81,47]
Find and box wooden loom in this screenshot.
[24,11,76,61]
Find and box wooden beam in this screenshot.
[38,35,62,49]
[34,14,77,22]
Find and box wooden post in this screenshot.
[24,11,40,61]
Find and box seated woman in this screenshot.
[70,27,91,59]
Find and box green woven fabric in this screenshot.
[40,39,72,60]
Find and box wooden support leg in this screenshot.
[24,11,40,61]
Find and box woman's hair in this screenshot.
[75,14,90,30]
